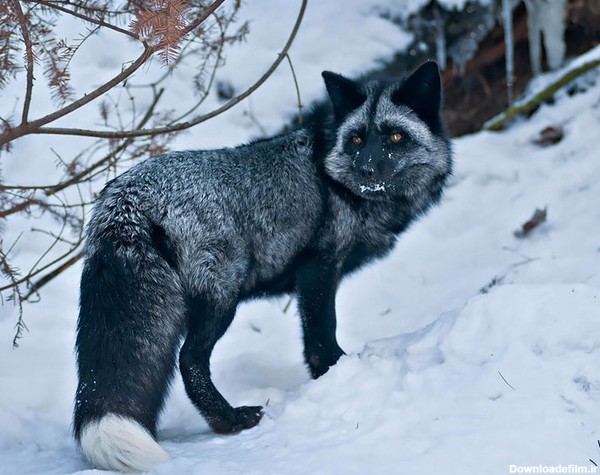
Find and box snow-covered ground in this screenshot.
[2,1,600,474]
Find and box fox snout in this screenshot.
[352,138,396,185]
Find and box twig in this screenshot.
[0,235,82,293]
[23,250,83,300]
[31,227,80,245]
[0,0,227,148]
[0,87,164,218]
[165,12,227,125]
[30,0,309,140]
[59,26,102,82]
[283,296,293,314]
[0,247,27,347]
[25,193,70,278]
[34,0,141,41]
[244,98,267,136]
[498,370,516,391]
[12,0,35,124]
[285,53,303,126]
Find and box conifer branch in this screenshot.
[34,0,140,41]
[0,0,226,148]
[12,0,35,124]
[0,87,165,218]
[28,0,308,140]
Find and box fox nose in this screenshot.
[358,164,376,179]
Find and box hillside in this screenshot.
[1,2,600,474]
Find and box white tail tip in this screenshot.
[80,414,170,472]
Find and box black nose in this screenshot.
[359,164,376,179]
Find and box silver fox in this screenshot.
[74,61,452,471]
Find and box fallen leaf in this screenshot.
[533,126,564,146]
[514,207,547,238]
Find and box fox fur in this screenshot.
[74,61,452,471]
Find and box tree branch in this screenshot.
[0,0,227,148]
[23,250,83,300]
[12,0,35,124]
[29,0,308,140]
[0,87,165,218]
[33,0,140,40]
[285,52,303,126]
[0,237,81,293]
[0,44,153,147]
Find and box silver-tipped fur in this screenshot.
[74,62,452,471]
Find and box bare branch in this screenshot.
[0,44,152,146]
[485,57,600,131]
[34,0,141,41]
[166,10,227,124]
[29,0,308,140]
[23,250,83,300]
[12,0,35,124]
[0,236,82,293]
[285,53,303,126]
[0,0,227,148]
[0,87,165,218]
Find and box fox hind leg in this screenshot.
[179,294,263,434]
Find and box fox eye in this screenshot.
[351,135,363,146]
[390,132,402,143]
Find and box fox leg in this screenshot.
[296,255,345,379]
[179,294,263,433]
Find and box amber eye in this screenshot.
[351,136,362,146]
[390,132,402,143]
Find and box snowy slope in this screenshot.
[2,1,600,475]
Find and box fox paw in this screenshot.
[209,406,263,434]
[307,344,345,379]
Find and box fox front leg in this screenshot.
[295,255,345,379]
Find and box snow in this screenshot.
[486,43,600,129]
[2,2,600,475]
[526,43,600,100]
[359,183,387,193]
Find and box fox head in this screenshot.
[322,61,451,201]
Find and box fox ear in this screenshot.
[322,71,366,121]
[392,61,441,125]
